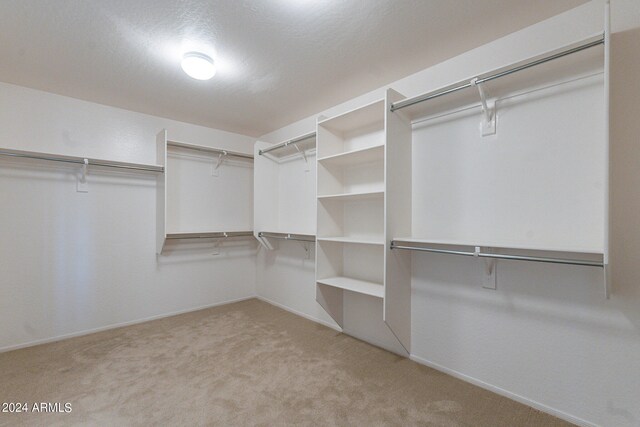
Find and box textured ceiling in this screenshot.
[0,0,585,137]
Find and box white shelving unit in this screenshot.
[156,129,255,253]
[315,91,412,352]
[388,32,609,295]
[254,132,317,249]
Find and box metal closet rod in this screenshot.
[390,34,605,112]
[167,141,254,160]
[390,242,604,268]
[258,232,316,242]
[259,132,316,156]
[166,231,255,240]
[0,148,164,172]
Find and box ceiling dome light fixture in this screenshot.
[181,52,216,80]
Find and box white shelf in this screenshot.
[318,99,385,133]
[317,237,384,246]
[317,277,384,298]
[317,190,384,201]
[318,144,384,166]
[392,237,604,257]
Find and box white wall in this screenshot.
[256,1,640,426]
[0,82,257,351]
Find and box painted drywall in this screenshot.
[256,1,640,426]
[0,82,257,351]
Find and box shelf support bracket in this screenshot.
[77,158,89,193]
[293,143,309,171]
[475,246,497,290]
[470,78,496,136]
[211,232,228,255]
[298,239,311,259]
[212,151,227,176]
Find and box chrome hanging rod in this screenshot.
[390,34,605,113]
[390,242,604,268]
[259,132,316,156]
[258,232,316,243]
[0,148,164,173]
[166,231,255,240]
[168,140,254,160]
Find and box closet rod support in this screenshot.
[390,34,605,113]
[390,243,604,268]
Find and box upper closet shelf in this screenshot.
[391,238,604,268]
[317,237,384,246]
[0,147,163,173]
[168,140,254,161]
[258,132,316,162]
[391,33,605,122]
[318,144,384,166]
[318,99,385,133]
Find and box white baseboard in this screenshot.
[256,296,342,332]
[409,354,598,427]
[0,295,256,354]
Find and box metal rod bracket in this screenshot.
[470,78,496,136]
[212,151,227,176]
[77,158,89,193]
[478,246,497,290]
[292,143,310,171]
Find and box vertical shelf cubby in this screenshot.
[315,91,412,353]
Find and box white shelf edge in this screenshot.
[317,143,384,164]
[317,98,386,127]
[317,190,384,201]
[317,277,384,298]
[317,237,384,246]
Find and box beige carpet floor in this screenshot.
[0,299,572,426]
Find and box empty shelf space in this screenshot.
[317,237,384,245]
[318,100,385,134]
[317,100,385,158]
[318,144,384,166]
[317,277,384,298]
[317,190,384,201]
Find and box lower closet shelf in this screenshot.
[317,277,384,298]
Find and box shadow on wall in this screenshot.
[610,27,640,330]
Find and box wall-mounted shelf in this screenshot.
[254,134,317,252]
[157,129,254,254]
[0,147,163,173]
[167,140,254,160]
[388,30,609,297]
[317,144,384,166]
[391,238,604,267]
[391,33,605,123]
[317,277,384,299]
[166,231,255,240]
[258,132,316,162]
[317,237,384,246]
[317,190,384,201]
[258,231,316,243]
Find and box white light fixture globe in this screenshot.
[181,52,216,80]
